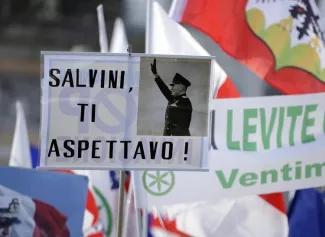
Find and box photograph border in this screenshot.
[136,55,214,139]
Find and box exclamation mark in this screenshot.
[183,142,189,161]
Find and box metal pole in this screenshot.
[143,1,153,235]
[135,205,142,237]
[142,1,153,236]
[117,44,133,237]
[117,170,126,237]
[123,178,139,237]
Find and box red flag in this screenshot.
[33,199,70,237]
[170,0,325,95]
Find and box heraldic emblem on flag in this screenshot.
[0,198,21,237]
[246,0,325,83]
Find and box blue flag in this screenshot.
[30,144,39,168]
[288,188,325,237]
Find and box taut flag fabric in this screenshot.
[170,0,325,95]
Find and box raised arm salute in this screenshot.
[151,58,173,102]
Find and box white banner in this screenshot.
[133,137,325,208]
[133,93,325,208]
[39,52,213,170]
[212,92,325,152]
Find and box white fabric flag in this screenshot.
[97,4,109,53]
[9,101,32,168]
[110,18,128,53]
[150,196,287,237]
[138,2,288,237]
[74,170,120,237]
[148,1,236,97]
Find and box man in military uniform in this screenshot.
[151,58,192,136]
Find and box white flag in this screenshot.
[148,1,239,98]
[110,18,128,53]
[9,101,32,168]
[97,4,109,53]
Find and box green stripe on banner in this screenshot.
[93,186,114,237]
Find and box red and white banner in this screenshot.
[0,184,69,237]
[170,0,325,95]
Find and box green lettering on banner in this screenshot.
[243,109,257,151]
[215,160,325,190]
[260,108,277,150]
[214,160,325,190]
[239,173,258,186]
[226,110,240,150]
[305,162,325,178]
[261,169,278,184]
[295,161,302,180]
[287,105,303,146]
[301,104,317,143]
[215,169,239,188]
[281,164,292,181]
[277,107,285,148]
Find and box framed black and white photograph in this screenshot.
[137,56,212,137]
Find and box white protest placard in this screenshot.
[39,52,214,170]
[133,93,325,208]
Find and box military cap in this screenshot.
[170,73,191,87]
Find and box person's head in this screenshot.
[170,73,191,97]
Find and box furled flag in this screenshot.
[288,187,325,237]
[145,2,287,236]
[110,17,129,53]
[0,184,69,237]
[9,101,32,168]
[169,0,325,95]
